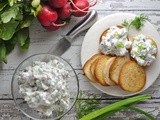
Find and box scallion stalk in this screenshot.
[80,94,151,120]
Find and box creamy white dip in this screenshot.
[131,34,157,66]
[99,26,132,56]
[18,59,70,116]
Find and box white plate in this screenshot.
[81,13,160,97]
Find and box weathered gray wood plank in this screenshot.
[92,0,160,11]
[0,99,159,120]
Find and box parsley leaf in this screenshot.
[0,1,8,11]
[20,15,34,29]
[0,19,19,40]
[8,0,22,6]
[1,4,20,23]
[4,34,17,54]
[0,41,7,64]
[17,28,29,46]
[122,14,148,30]
[20,36,30,51]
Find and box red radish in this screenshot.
[71,0,89,17]
[42,25,60,31]
[38,5,58,26]
[58,3,72,19]
[49,0,68,8]
[42,19,66,31]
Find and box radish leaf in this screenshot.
[17,28,29,46]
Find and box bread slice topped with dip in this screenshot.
[130,34,158,66]
[99,26,124,43]
[99,26,132,56]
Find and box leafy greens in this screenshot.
[0,0,41,63]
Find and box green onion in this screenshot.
[117,42,124,48]
[114,31,119,36]
[134,51,138,55]
[80,94,151,120]
[138,45,145,50]
[140,56,145,60]
[94,106,156,120]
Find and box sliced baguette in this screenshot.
[94,55,111,86]
[83,54,102,83]
[90,58,99,77]
[119,60,146,92]
[103,57,116,86]
[109,56,129,84]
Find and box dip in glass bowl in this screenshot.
[11,53,79,120]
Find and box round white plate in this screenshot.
[81,13,160,97]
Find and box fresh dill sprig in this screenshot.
[122,19,129,27]
[122,14,148,30]
[75,91,101,119]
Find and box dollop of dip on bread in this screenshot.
[99,26,132,56]
[130,34,157,66]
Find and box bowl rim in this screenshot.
[11,53,79,120]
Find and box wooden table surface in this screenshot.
[0,0,160,120]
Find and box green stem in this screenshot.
[80,94,151,120]
[93,106,156,120]
[122,106,156,120]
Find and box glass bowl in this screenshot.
[11,53,79,120]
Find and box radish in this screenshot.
[70,0,97,17]
[42,19,66,31]
[49,0,68,8]
[42,25,60,31]
[71,0,89,17]
[58,3,72,19]
[38,5,58,26]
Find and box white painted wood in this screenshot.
[92,0,160,10]
[0,1,160,119]
[0,100,159,120]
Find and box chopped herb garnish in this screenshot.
[138,45,145,50]
[114,31,119,36]
[122,14,148,30]
[134,51,138,55]
[117,42,124,48]
[140,56,146,60]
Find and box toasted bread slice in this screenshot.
[83,54,102,83]
[99,26,124,43]
[94,55,111,86]
[147,36,158,57]
[109,56,129,84]
[119,61,146,92]
[90,58,99,77]
[103,57,116,86]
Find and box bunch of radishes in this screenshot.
[37,0,96,31]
